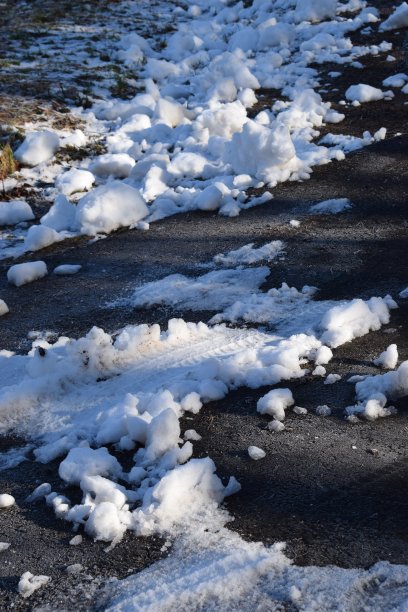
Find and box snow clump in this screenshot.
[0,299,9,316]
[214,241,284,266]
[41,195,76,232]
[18,572,50,598]
[0,493,15,508]
[7,261,48,286]
[373,344,398,370]
[14,130,60,166]
[0,200,34,226]
[248,446,266,460]
[56,168,95,196]
[75,182,149,235]
[23,225,62,252]
[379,2,408,31]
[310,198,351,214]
[257,388,294,421]
[345,84,393,103]
[53,264,81,275]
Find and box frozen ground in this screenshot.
[1,0,408,610]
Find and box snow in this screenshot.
[257,388,294,421]
[214,241,284,266]
[90,153,136,178]
[18,572,50,598]
[53,264,81,275]
[0,299,9,316]
[295,0,337,24]
[373,344,399,370]
[0,493,15,508]
[382,73,408,88]
[55,168,95,196]
[40,194,76,232]
[316,405,331,417]
[320,296,397,348]
[69,535,83,546]
[23,224,63,252]
[400,287,408,298]
[75,182,149,236]
[325,373,341,384]
[379,2,408,31]
[345,84,393,103]
[248,446,266,460]
[7,261,48,286]
[14,130,60,167]
[0,200,34,226]
[0,542,11,552]
[310,198,352,214]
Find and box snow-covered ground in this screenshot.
[1,0,408,608]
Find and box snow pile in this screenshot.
[379,2,408,31]
[345,84,393,103]
[23,225,62,252]
[310,198,351,214]
[373,344,398,369]
[14,130,60,166]
[248,446,266,460]
[0,200,34,226]
[7,261,48,286]
[0,493,15,508]
[18,572,50,598]
[56,168,95,196]
[320,296,397,348]
[214,241,284,266]
[75,182,149,236]
[0,299,9,316]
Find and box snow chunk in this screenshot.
[75,182,149,236]
[382,73,408,88]
[248,446,266,460]
[345,84,392,103]
[325,374,341,384]
[7,261,48,287]
[316,405,331,417]
[0,542,10,552]
[14,130,59,166]
[373,344,398,369]
[69,535,83,546]
[214,241,284,266]
[310,198,351,214]
[380,2,408,31]
[320,297,396,348]
[295,0,337,23]
[314,345,333,365]
[59,447,122,485]
[257,388,294,421]
[399,287,408,298]
[26,482,51,502]
[41,195,76,232]
[85,501,126,543]
[0,200,34,226]
[184,429,202,441]
[56,168,95,196]
[53,264,81,276]
[312,365,326,376]
[0,300,9,316]
[23,225,62,252]
[90,154,136,178]
[227,120,297,184]
[267,420,285,433]
[18,572,50,598]
[0,493,15,508]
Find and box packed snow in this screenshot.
[310,198,352,214]
[213,241,284,266]
[7,261,48,286]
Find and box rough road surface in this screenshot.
[0,0,408,609]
